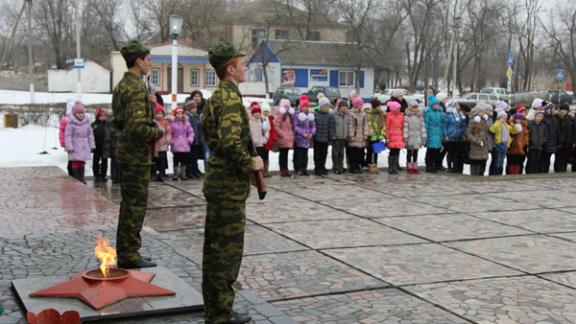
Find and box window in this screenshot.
[205,69,217,87]
[151,68,160,86]
[252,28,266,49]
[275,30,289,40]
[254,66,263,82]
[307,31,320,41]
[190,69,199,87]
[338,71,355,87]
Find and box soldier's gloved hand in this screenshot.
[252,156,264,171]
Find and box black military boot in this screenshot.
[117,258,157,269]
[225,312,252,324]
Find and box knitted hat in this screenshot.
[393,89,404,98]
[407,99,419,108]
[497,110,507,119]
[516,105,527,114]
[471,106,483,116]
[72,102,85,114]
[531,98,544,109]
[279,98,291,108]
[173,106,184,116]
[318,96,331,107]
[495,101,508,112]
[262,104,271,112]
[560,103,570,111]
[251,102,262,114]
[299,95,310,108]
[428,96,440,107]
[154,104,165,115]
[184,99,197,110]
[513,112,524,120]
[436,92,448,102]
[337,99,348,109]
[387,101,401,112]
[351,96,364,108]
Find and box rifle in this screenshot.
[248,140,267,200]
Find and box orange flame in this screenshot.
[94,237,116,278]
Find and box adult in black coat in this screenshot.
[555,104,574,172]
[540,105,560,173]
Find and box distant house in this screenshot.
[249,40,377,99]
[48,61,110,93]
[223,0,347,56]
[111,42,217,94]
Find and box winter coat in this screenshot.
[489,121,520,148]
[188,113,203,145]
[334,111,349,140]
[386,111,405,149]
[274,113,295,148]
[466,118,490,161]
[403,109,427,149]
[109,120,119,159]
[542,115,560,153]
[314,109,335,143]
[424,107,445,149]
[557,115,575,148]
[509,120,529,156]
[249,116,270,147]
[91,120,113,158]
[528,121,547,150]
[59,115,69,148]
[154,119,172,156]
[170,117,194,153]
[347,108,369,148]
[443,111,466,142]
[65,114,95,162]
[367,109,386,141]
[293,112,317,148]
[264,115,277,151]
[484,117,495,151]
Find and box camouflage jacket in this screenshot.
[202,80,255,202]
[112,72,164,166]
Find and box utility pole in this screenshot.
[452,16,460,98]
[27,0,34,104]
[75,0,82,98]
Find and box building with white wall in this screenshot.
[48,61,110,93]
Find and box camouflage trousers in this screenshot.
[202,199,246,323]
[116,164,150,263]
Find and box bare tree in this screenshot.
[515,0,540,91]
[542,3,576,95]
[34,0,75,69]
[88,0,124,51]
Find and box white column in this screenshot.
[171,38,178,112]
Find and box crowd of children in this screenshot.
[58,89,576,185]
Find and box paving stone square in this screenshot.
[407,276,576,323]
[273,288,468,323]
[238,251,387,300]
[473,209,576,234]
[447,235,576,273]
[414,193,541,213]
[375,214,531,242]
[164,224,309,256]
[246,200,357,224]
[266,219,425,249]
[5,166,576,323]
[324,244,520,286]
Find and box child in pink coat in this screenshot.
[153,104,172,181]
[386,101,405,174]
[64,102,95,183]
[170,106,194,181]
[274,98,296,177]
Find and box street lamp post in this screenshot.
[169,15,183,112]
[75,0,82,98]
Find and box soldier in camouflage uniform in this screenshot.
[112,40,164,269]
[201,42,263,324]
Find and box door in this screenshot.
[167,64,184,93]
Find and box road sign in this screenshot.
[74,58,85,69]
[506,67,513,79]
[556,68,566,82]
[507,52,514,67]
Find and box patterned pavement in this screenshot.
[2,166,576,323]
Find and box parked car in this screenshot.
[457,93,500,108]
[480,87,509,101]
[305,86,342,105]
[547,90,575,106]
[272,87,303,106]
[373,88,423,105]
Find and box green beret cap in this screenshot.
[208,42,245,70]
[120,40,150,58]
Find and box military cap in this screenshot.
[120,40,150,58]
[208,42,244,70]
